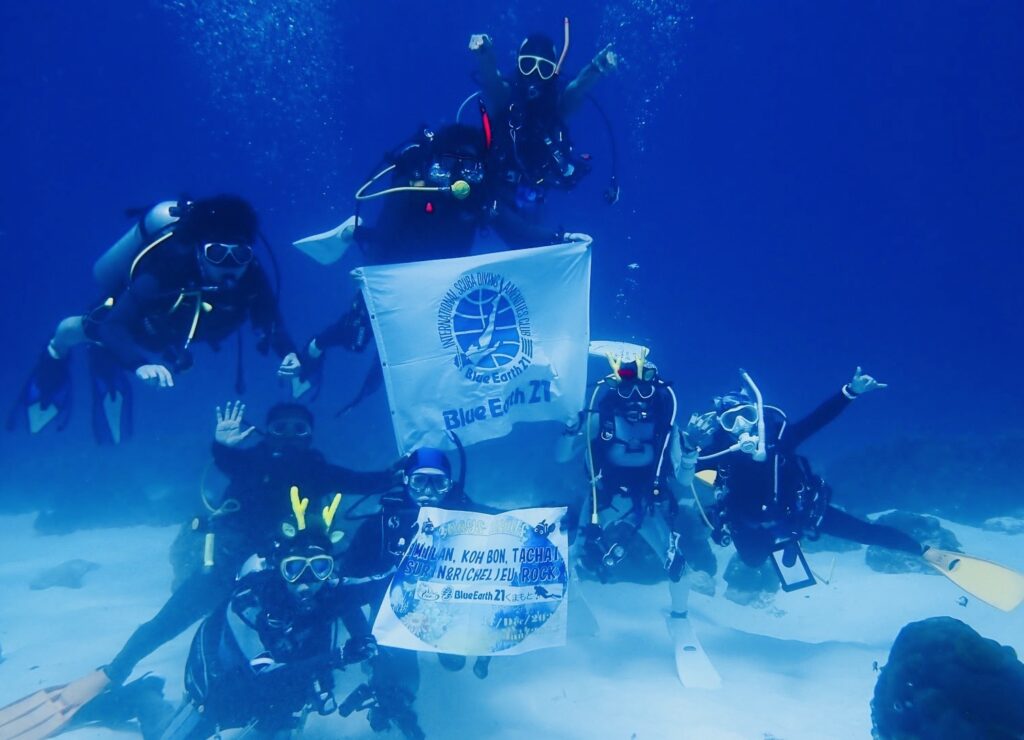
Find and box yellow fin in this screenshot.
[695,470,718,487]
[923,548,1024,612]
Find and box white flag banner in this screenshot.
[356,241,592,453]
[372,506,569,656]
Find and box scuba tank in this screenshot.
[92,201,183,296]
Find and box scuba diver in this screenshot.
[293,124,579,399]
[568,346,717,687]
[0,402,396,740]
[468,21,619,213]
[335,445,494,740]
[7,195,300,444]
[680,366,925,576]
[677,366,1024,614]
[159,491,379,740]
[576,349,683,579]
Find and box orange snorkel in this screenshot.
[554,17,570,75]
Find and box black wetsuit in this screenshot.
[592,381,676,505]
[696,390,922,567]
[86,237,293,372]
[104,443,393,685]
[163,569,372,739]
[309,128,561,359]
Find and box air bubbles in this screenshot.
[600,0,695,152]
[156,0,345,171]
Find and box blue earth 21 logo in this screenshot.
[437,272,533,383]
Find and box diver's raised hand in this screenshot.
[682,412,717,451]
[847,366,888,396]
[593,44,618,73]
[136,364,174,388]
[215,400,255,446]
[277,352,302,378]
[468,33,492,52]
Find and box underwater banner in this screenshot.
[356,240,591,454]
[372,505,569,656]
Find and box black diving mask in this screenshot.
[407,472,452,496]
[268,418,313,439]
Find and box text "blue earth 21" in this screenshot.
[443,380,552,430]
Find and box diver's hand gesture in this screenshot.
[593,44,618,73]
[847,366,888,396]
[277,352,302,378]
[215,400,255,446]
[468,33,492,52]
[136,364,174,388]
[682,412,717,451]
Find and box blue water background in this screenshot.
[1,1,1021,518]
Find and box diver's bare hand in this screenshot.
[277,352,301,378]
[469,33,492,52]
[847,366,888,396]
[136,364,174,388]
[215,400,255,446]
[593,44,618,73]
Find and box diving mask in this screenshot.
[407,472,452,497]
[267,418,313,439]
[202,242,254,267]
[617,380,656,400]
[718,404,758,434]
[518,54,557,80]
[280,553,335,583]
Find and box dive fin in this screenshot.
[292,215,362,265]
[923,548,1024,612]
[27,405,59,435]
[0,670,110,740]
[88,346,132,445]
[667,615,721,689]
[6,349,72,435]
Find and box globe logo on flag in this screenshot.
[453,287,520,370]
[437,272,533,383]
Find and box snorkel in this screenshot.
[739,369,767,462]
[554,17,570,76]
[697,369,768,461]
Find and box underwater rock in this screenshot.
[688,569,716,597]
[871,617,1024,739]
[865,511,960,574]
[983,516,1024,535]
[723,554,779,606]
[29,559,100,590]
